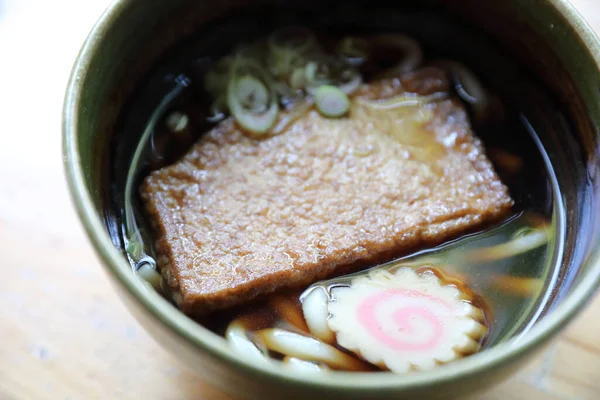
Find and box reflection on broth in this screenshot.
[111,8,563,375]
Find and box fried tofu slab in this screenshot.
[140,67,513,316]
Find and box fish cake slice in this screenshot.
[326,268,487,373]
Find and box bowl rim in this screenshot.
[63,0,600,392]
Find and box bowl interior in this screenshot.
[64,0,600,397]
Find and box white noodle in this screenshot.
[136,264,162,291]
[225,320,270,364]
[466,228,549,263]
[256,329,370,371]
[301,287,336,344]
[282,356,329,373]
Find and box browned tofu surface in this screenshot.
[141,67,513,316]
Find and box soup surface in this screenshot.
[109,6,565,373]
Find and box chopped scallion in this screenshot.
[314,85,350,118]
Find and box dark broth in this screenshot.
[109,6,566,365]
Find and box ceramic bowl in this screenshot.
[63,0,600,398]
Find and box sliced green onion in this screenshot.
[314,85,350,118]
[236,75,269,112]
[304,57,362,96]
[126,239,143,260]
[268,26,316,78]
[289,68,307,89]
[227,59,278,135]
[337,36,369,67]
[273,81,302,107]
[304,60,331,90]
[207,95,226,123]
[165,111,189,134]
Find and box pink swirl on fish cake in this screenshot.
[356,288,454,352]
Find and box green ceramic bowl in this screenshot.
[63,0,600,398]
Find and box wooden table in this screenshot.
[1,1,599,398]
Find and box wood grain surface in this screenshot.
[1,1,599,399]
